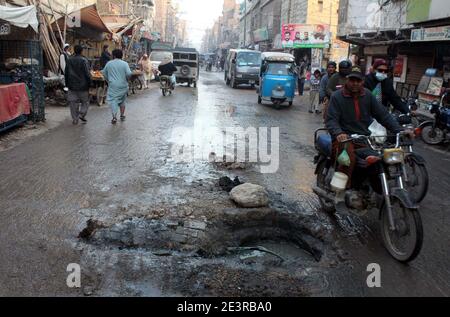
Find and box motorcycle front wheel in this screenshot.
[404,156,429,203]
[380,199,423,263]
[162,88,167,96]
[421,124,445,145]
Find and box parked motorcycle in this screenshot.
[313,129,423,263]
[160,75,173,96]
[128,63,143,95]
[392,111,429,204]
[418,91,450,145]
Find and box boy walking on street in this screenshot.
[309,70,322,114]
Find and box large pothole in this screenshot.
[76,177,339,296]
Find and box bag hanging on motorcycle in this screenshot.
[369,119,387,144]
[337,144,351,167]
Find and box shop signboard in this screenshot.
[281,24,330,48]
[411,25,450,42]
[253,27,269,43]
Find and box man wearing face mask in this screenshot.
[364,59,409,114]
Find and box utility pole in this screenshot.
[287,0,292,24]
[243,0,247,48]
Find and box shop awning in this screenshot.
[53,4,111,34]
[338,29,413,46]
[0,5,38,32]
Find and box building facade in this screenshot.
[338,0,450,100]
[201,0,240,54]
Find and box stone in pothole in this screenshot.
[230,183,269,208]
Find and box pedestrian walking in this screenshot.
[64,45,92,125]
[100,45,112,70]
[102,49,132,124]
[59,43,71,76]
[138,54,152,89]
[309,70,322,114]
[296,56,308,96]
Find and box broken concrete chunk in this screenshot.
[185,220,207,231]
[230,183,269,208]
[219,176,242,192]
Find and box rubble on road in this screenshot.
[218,176,242,192]
[230,183,269,208]
[210,152,249,170]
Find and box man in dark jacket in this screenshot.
[65,45,92,125]
[326,66,403,188]
[158,56,178,89]
[364,59,409,114]
[326,60,352,98]
[100,45,112,69]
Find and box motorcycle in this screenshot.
[160,75,173,96]
[418,91,450,145]
[313,130,423,263]
[128,63,143,95]
[206,61,213,72]
[392,110,429,204]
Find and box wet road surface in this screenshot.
[0,70,448,296]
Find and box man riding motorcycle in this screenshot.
[364,59,409,115]
[158,56,177,89]
[326,66,405,191]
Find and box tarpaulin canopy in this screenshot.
[0,5,39,33]
[53,4,111,34]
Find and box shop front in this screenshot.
[0,5,43,125]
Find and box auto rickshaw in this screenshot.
[257,52,297,107]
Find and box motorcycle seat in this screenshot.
[317,134,332,157]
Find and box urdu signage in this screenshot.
[411,26,450,42]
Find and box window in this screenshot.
[266,63,295,76]
[237,52,261,66]
[318,0,324,12]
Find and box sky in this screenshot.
[174,0,227,49]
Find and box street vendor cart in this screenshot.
[128,69,143,95]
[90,70,107,106]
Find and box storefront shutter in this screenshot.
[406,55,434,85]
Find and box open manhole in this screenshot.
[76,181,337,296]
[79,199,330,263]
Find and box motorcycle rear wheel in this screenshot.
[380,200,423,263]
[421,124,445,145]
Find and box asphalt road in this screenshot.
[0,70,448,296]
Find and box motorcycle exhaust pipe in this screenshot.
[312,186,335,203]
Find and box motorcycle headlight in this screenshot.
[236,74,243,78]
[383,148,405,165]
